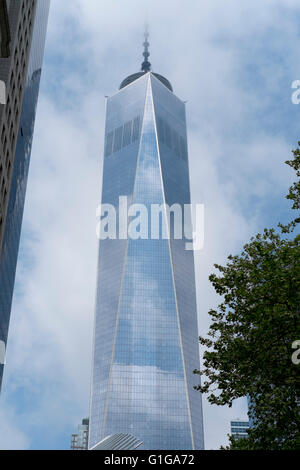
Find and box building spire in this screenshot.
[141,24,151,73]
[119,24,173,92]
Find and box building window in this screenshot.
[172,128,179,152]
[9,123,13,141]
[132,116,140,142]
[1,126,5,145]
[104,131,113,157]
[113,126,123,153]
[157,116,165,144]
[122,121,132,148]
[5,150,9,168]
[179,136,187,161]
[164,122,171,148]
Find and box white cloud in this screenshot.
[0,406,30,450]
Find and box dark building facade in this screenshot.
[0,0,50,390]
[0,1,11,59]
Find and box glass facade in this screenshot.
[89,73,204,450]
[0,0,50,390]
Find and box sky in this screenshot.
[0,0,300,450]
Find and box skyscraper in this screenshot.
[0,0,50,390]
[89,32,204,450]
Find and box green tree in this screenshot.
[280,143,300,233]
[194,142,300,450]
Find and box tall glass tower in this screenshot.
[89,32,204,450]
[0,0,50,390]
